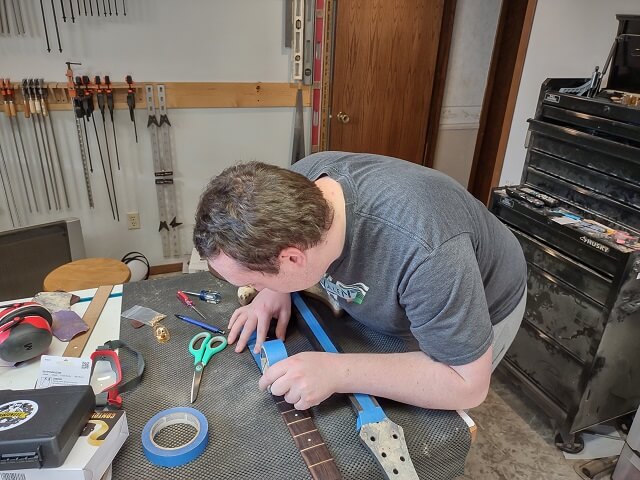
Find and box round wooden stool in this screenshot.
[43,258,131,292]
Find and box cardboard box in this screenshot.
[1,411,128,480]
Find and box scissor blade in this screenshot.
[191,366,203,403]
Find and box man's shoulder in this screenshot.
[290,151,351,178]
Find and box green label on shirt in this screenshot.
[320,275,369,305]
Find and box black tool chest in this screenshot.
[489,77,640,449]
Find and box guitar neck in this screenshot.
[273,396,342,480]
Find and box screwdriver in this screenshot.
[175,314,225,335]
[177,290,207,320]
[182,290,222,304]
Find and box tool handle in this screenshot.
[127,93,135,120]
[40,92,48,116]
[175,314,225,335]
[23,97,31,118]
[177,290,194,307]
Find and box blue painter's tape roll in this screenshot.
[259,339,288,372]
[141,407,209,467]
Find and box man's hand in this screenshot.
[258,352,340,410]
[227,289,291,353]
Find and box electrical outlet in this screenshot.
[127,212,140,230]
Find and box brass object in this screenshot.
[336,111,350,124]
[154,324,170,343]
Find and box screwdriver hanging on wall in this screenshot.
[60,0,66,22]
[39,0,51,52]
[104,76,121,169]
[126,75,138,143]
[32,78,61,210]
[83,75,116,220]
[69,0,75,22]
[25,79,52,210]
[95,76,119,221]
[75,76,94,173]
[50,0,62,52]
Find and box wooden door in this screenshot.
[328,0,451,165]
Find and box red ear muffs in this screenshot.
[0,302,53,363]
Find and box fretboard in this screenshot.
[273,396,342,480]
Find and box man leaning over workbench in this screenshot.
[193,152,527,411]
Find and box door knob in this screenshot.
[336,111,350,124]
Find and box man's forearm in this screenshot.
[330,350,490,410]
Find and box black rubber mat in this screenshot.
[112,271,470,479]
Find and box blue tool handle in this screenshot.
[291,292,387,428]
[175,314,225,335]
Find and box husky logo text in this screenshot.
[320,275,369,304]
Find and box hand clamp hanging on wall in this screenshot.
[146,84,182,258]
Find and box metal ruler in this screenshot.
[146,84,181,258]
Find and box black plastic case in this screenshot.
[0,385,95,470]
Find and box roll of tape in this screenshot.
[259,339,288,372]
[141,407,208,467]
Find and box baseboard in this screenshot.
[149,262,183,276]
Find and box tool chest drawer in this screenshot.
[492,193,621,278]
[539,104,640,145]
[539,88,640,126]
[506,321,584,413]
[524,265,605,363]
[512,228,611,306]
[527,150,640,211]
[526,120,640,185]
[525,167,640,228]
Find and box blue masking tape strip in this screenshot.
[292,292,387,429]
[141,407,208,467]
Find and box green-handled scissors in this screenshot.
[189,332,227,403]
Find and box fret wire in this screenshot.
[293,427,318,438]
[301,442,326,452]
[309,458,337,468]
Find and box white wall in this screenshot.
[432,0,501,188]
[500,0,640,185]
[0,0,308,265]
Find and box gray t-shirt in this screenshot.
[291,152,527,366]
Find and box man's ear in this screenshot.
[279,247,307,267]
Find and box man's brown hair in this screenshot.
[193,162,334,274]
